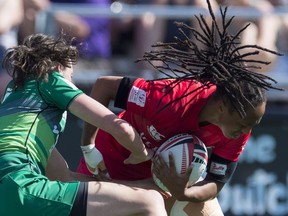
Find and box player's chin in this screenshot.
[224,132,240,139]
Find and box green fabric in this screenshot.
[0,72,84,215]
[0,71,83,171]
[0,152,80,216]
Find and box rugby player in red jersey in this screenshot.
[77,0,282,215]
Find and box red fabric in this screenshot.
[77,78,249,180]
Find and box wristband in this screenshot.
[80,144,103,175]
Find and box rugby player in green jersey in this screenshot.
[0,33,166,216]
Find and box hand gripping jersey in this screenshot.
[77,77,249,182]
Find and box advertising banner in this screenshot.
[219,111,288,216]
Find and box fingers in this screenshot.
[154,152,177,173]
[152,154,166,173]
[124,149,155,164]
[168,152,177,173]
[185,164,193,178]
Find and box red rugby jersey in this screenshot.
[77,78,249,180]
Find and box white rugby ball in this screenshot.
[152,133,208,192]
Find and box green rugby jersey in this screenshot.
[0,71,83,172]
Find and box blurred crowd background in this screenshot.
[1,0,288,92]
[1,1,288,216]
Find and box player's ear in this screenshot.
[50,63,63,72]
[219,99,234,117]
[217,99,226,114]
[57,64,65,71]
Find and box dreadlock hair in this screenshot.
[3,32,79,90]
[136,0,283,118]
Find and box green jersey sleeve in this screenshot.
[39,72,84,110]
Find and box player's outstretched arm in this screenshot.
[69,92,153,164]
[80,76,123,147]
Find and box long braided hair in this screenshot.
[136,0,283,118]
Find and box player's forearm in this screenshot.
[112,119,149,158]
[176,180,222,202]
[81,122,97,146]
[80,76,121,146]
[70,94,149,161]
[91,76,151,159]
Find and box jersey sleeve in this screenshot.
[39,72,84,110]
[206,153,238,183]
[213,134,250,162]
[115,77,158,117]
[114,77,137,109]
[205,134,250,183]
[114,77,196,119]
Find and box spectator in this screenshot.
[17,0,50,44]
[112,0,218,71]
[0,0,23,48]
[0,0,21,99]
[0,46,11,101]
[216,0,280,73]
[268,0,288,53]
[51,0,112,60]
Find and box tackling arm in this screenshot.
[69,77,154,164]
[81,76,123,146]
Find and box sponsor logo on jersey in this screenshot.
[53,125,60,134]
[147,125,165,141]
[210,162,227,175]
[128,86,146,107]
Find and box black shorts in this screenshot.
[70,182,88,216]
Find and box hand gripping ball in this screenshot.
[152,133,208,192]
